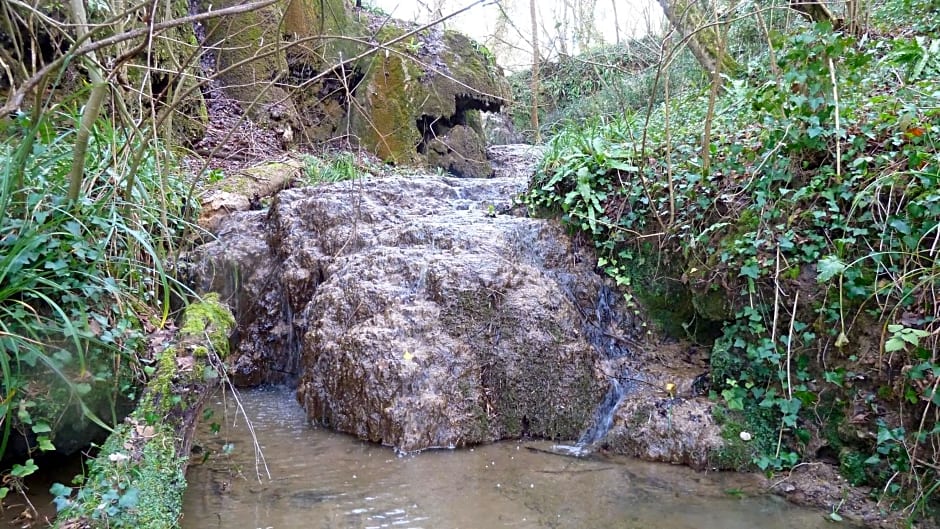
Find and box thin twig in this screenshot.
[827,57,842,182]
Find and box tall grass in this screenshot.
[0,100,199,469]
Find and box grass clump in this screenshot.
[303,151,362,184]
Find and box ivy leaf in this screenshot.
[739,261,760,280]
[816,255,846,282]
[37,436,55,452]
[884,337,906,352]
[889,218,911,235]
[32,422,52,433]
[118,488,140,509]
[11,459,38,478]
[50,483,72,498]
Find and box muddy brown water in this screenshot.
[182,387,849,529]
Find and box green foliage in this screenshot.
[524,8,939,520]
[0,100,198,495]
[303,152,360,184]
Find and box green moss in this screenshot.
[53,293,235,529]
[710,404,778,471]
[710,408,755,470]
[623,243,697,338]
[179,293,235,357]
[355,54,424,163]
[691,286,732,321]
[54,422,185,529]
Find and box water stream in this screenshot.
[182,387,850,529]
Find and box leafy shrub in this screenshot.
[525,12,939,520]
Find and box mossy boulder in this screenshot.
[201,0,303,130]
[194,0,509,171]
[352,28,507,167]
[52,295,234,529]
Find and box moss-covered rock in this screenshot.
[352,27,508,166]
[354,52,424,163]
[52,295,234,529]
[196,0,509,171]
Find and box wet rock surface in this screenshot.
[194,145,629,450]
[190,145,727,456]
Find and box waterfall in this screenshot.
[577,378,625,446]
[553,284,645,456]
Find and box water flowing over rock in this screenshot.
[195,147,612,449]
[190,145,725,459]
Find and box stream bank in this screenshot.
[50,295,235,529]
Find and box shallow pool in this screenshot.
[181,387,847,529]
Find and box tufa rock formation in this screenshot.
[191,145,727,462]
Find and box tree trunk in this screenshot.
[529,0,540,143]
[789,0,839,27]
[655,0,739,75]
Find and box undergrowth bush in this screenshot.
[0,104,198,497]
[525,9,939,522]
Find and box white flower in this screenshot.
[739,431,752,442]
[108,452,129,463]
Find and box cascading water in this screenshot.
[577,378,625,446]
[558,284,647,455]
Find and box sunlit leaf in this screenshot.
[816,255,845,282]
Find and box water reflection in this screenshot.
[182,387,842,529]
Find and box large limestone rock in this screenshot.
[192,146,636,451]
[191,145,728,461]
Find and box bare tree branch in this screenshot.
[1,0,279,115]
